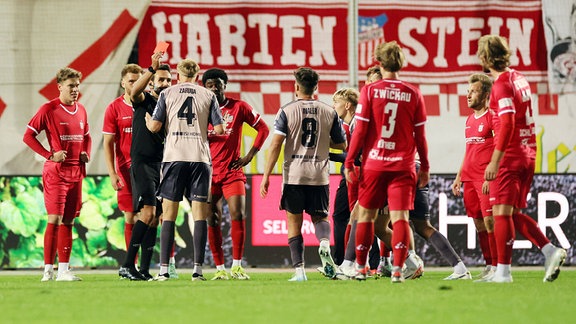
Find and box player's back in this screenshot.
[160,82,218,163]
[490,69,535,160]
[277,99,341,186]
[358,79,426,171]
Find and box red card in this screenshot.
[154,41,169,53]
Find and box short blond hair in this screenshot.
[374,41,405,73]
[56,67,82,84]
[177,59,200,78]
[332,88,359,106]
[477,35,511,71]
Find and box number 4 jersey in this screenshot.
[347,78,427,172]
[274,99,346,186]
[152,82,223,164]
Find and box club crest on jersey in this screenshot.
[80,120,84,130]
[478,123,484,132]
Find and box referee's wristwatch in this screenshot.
[148,66,156,73]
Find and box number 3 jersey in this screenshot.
[152,82,223,163]
[347,78,427,172]
[274,99,346,186]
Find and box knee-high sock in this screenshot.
[343,220,357,262]
[391,220,410,269]
[379,240,390,258]
[193,220,208,265]
[139,226,157,273]
[478,230,491,266]
[57,224,73,263]
[288,235,304,267]
[124,220,149,267]
[494,216,514,265]
[231,219,245,260]
[487,232,498,267]
[208,225,224,266]
[160,221,175,266]
[343,223,351,253]
[124,223,134,250]
[314,220,331,242]
[513,212,550,249]
[43,223,58,265]
[355,222,373,267]
[428,231,460,267]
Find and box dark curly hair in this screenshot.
[202,68,228,85]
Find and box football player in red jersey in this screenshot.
[477,35,566,283]
[452,73,497,280]
[102,64,142,257]
[344,41,430,283]
[24,67,91,282]
[202,68,269,280]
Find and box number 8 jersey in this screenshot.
[273,98,346,186]
[346,79,427,172]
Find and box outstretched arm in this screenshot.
[131,52,163,103]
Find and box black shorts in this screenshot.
[158,161,212,202]
[281,184,329,217]
[409,184,430,221]
[131,160,162,212]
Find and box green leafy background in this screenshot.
[0,176,195,269]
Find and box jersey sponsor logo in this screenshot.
[123,127,132,133]
[465,136,486,144]
[171,131,201,137]
[60,134,84,141]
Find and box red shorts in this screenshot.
[117,166,134,212]
[42,163,82,220]
[211,169,246,199]
[489,158,534,208]
[358,169,416,211]
[346,166,360,212]
[463,181,492,219]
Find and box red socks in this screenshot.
[57,224,73,263]
[344,224,351,251]
[208,225,224,266]
[487,232,498,267]
[231,220,245,260]
[124,223,134,250]
[478,230,492,266]
[494,216,514,265]
[513,212,550,249]
[43,223,58,264]
[355,222,374,266]
[391,220,410,268]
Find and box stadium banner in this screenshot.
[542,0,576,94]
[137,0,350,82]
[359,0,547,84]
[0,174,573,268]
[0,0,575,176]
[0,0,151,176]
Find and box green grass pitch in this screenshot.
[0,268,574,323]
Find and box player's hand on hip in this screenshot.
[80,151,90,163]
[51,150,67,162]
